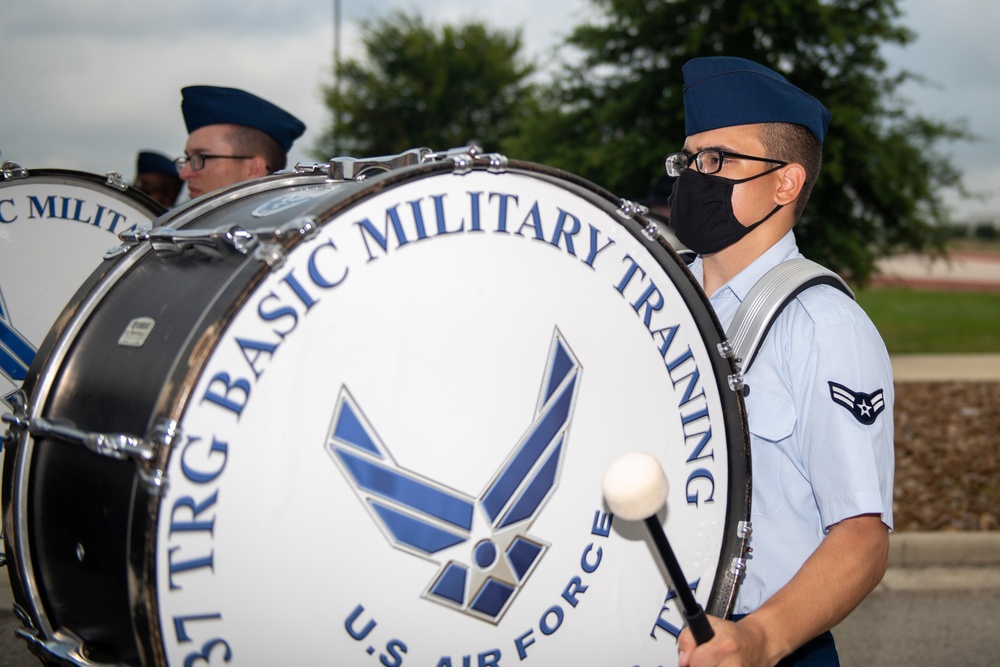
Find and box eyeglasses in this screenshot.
[174,153,253,172]
[664,150,787,178]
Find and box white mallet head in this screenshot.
[602,451,669,521]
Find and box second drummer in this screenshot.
[174,85,306,199]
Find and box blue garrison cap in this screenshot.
[181,85,306,152]
[682,57,831,144]
[137,150,179,175]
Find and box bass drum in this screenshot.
[0,164,166,571]
[0,164,166,403]
[2,150,750,666]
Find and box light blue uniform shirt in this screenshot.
[688,231,895,614]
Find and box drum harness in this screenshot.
[723,257,854,383]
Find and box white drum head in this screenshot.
[151,165,746,665]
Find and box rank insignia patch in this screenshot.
[828,381,885,425]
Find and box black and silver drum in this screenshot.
[2,148,749,666]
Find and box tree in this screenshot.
[505,0,972,283]
[314,11,536,159]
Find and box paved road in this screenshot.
[4,560,999,666]
[835,585,1000,666]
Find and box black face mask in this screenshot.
[667,169,783,256]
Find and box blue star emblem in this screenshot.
[829,381,885,426]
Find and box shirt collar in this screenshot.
[689,231,801,302]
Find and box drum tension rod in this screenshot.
[1,409,171,495]
[15,627,99,667]
[329,147,431,180]
[116,223,260,259]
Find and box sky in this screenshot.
[2,0,997,222]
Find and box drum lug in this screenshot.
[1,160,29,180]
[275,215,321,243]
[617,199,661,241]
[729,555,748,578]
[450,151,476,175]
[615,198,647,220]
[641,218,659,241]
[15,625,117,667]
[423,145,508,174]
[145,417,182,492]
[717,340,746,392]
[729,521,753,578]
[104,171,128,191]
[482,151,509,173]
[254,242,286,268]
[254,215,321,268]
[442,145,487,175]
[7,414,173,495]
[1,390,28,448]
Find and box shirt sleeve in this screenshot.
[785,286,896,531]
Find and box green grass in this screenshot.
[855,287,1000,354]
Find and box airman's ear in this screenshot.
[246,155,270,179]
[774,162,806,206]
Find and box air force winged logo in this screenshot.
[829,381,885,425]
[325,329,581,623]
[0,284,37,405]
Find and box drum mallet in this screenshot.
[602,452,715,645]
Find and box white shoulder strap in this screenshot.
[726,258,854,373]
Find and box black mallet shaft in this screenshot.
[603,451,715,645]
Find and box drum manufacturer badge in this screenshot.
[118,317,157,348]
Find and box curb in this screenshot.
[889,531,1000,568]
[879,532,1000,592]
[890,354,1000,382]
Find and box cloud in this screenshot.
[1,0,995,219]
[882,0,1000,219]
[1,1,338,175]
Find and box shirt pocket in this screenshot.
[746,387,796,518]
